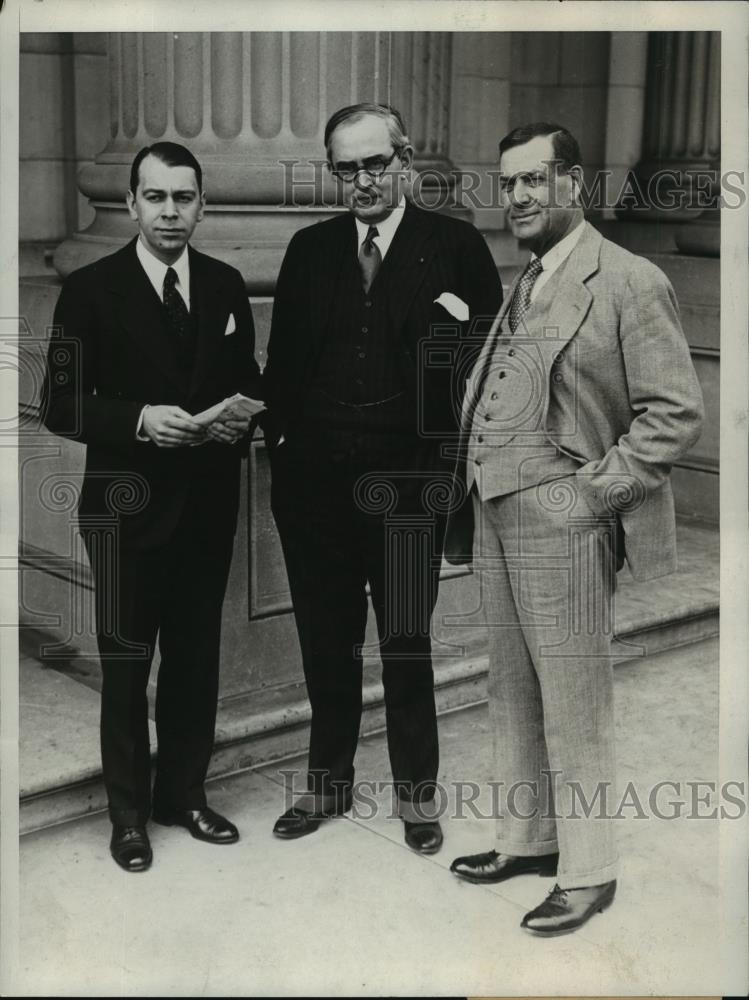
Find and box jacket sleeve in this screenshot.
[228,266,263,401]
[43,272,145,447]
[261,229,306,442]
[575,258,705,515]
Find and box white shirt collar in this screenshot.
[136,238,191,308]
[354,196,407,261]
[532,219,586,277]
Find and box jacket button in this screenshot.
[477,435,484,444]
[498,371,507,379]
[358,352,366,359]
[361,326,368,334]
[364,301,372,308]
[508,348,515,357]
[490,392,498,400]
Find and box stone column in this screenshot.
[623,31,720,255]
[54,31,458,291]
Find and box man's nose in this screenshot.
[161,197,178,216]
[510,180,533,205]
[354,170,375,191]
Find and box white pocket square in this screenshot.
[434,292,469,322]
[224,314,236,336]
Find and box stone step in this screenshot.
[19,520,718,834]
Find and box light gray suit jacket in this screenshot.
[447,222,705,582]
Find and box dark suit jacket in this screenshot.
[43,238,263,550]
[263,201,503,463]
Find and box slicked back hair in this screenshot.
[499,123,582,173]
[324,103,411,162]
[129,141,203,195]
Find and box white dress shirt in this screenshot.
[136,238,191,309]
[529,219,585,302]
[134,240,191,439]
[354,196,406,260]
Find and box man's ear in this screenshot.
[126,190,138,221]
[568,165,584,205]
[197,190,206,222]
[398,145,414,171]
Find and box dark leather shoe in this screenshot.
[110,825,152,872]
[404,820,443,854]
[521,880,617,935]
[272,798,351,840]
[450,849,559,883]
[273,807,323,839]
[152,806,239,844]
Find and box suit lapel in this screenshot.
[307,214,356,359]
[187,246,229,398]
[105,239,184,392]
[381,203,435,341]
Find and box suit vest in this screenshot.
[466,260,579,500]
[296,245,417,456]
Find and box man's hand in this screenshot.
[142,405,207,448]
[206,413,252,445]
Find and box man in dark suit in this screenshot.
[264,103,503,853]
[43,141,263,872]
[448,123,703,933]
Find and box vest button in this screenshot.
[498,371,507,379]
[484,414,491,421]
[477,435,484,444]
[364,301,372,307]
[361,326,368,334]
[508,348,515,357]
[490,392,498,400]
[358,352,366,359]
[356,378,364,385]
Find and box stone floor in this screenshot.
[11,634,744,997]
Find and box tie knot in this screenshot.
[365,226,379,245]
[164,266,177,290]
[527,258,543,279]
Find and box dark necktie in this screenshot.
[162,266,190,341]
[358,226,381,294]
[508,257,543,333]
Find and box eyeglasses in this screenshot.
[331,150,401,182]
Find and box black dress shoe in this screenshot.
[152,806,239,844]
[450,849,559,884]
[404,820,443,854]
[110,825,152,872]
[521,880,617,935]
[272,799,351,840]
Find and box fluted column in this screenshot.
[622,31,720,255]
[54,31,458,290]
[391,32,455,202]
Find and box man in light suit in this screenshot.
[44,142,263,872]
[448,123,704,932]
[264,103,502,853]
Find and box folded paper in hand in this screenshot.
[192,393,266,428]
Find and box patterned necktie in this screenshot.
[163,266,190,340]
[508,257,543,333]
[358,226,381,294]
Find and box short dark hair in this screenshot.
[129,141,203,195]
[323,103,410,161]
[499,123,582,172]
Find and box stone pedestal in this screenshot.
[53,31,459,291]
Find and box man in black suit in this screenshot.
[264,103,502,853]
[43,142,263,872]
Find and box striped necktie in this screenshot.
[358,226,381,294]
